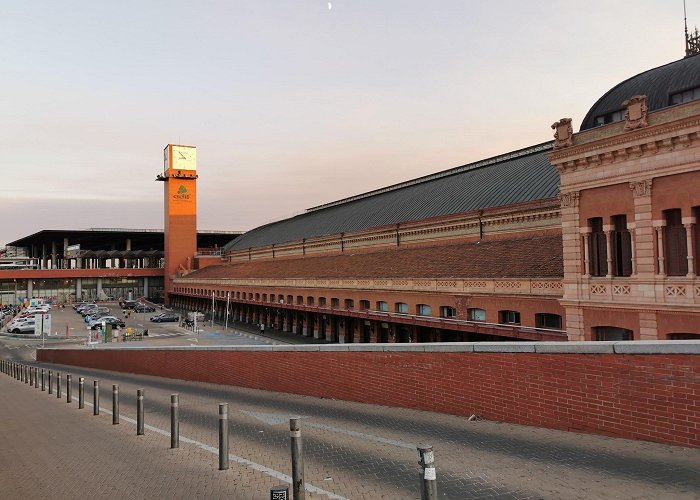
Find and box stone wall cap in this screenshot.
[473,342,536,353]
[613,340,700,354]
[535,341,616,354]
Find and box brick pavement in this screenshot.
[1,357,700,499]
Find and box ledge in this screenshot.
[39,340,700,354]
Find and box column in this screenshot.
[63,237,69,269]
[27,280,33,299]
[51,241,57,269]
[97,278,103,300]
[684,222,696,278]
[630,180,654,276]
[655,224,666,276]
[582,230,591,278]
[143,277,149,298]
[313,315,321,339]
[283,313,289,332]
[604,226,614,278]
[628,222,637,275]
[302,314,309,336]
[338,319,346,344]
[76,278,82,302]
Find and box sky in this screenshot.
[0,0,691,247]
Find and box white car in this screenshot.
[6,317,36,334]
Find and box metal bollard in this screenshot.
[218,403,229,470]
[290,417,305,500]
[79,377,84,409]
[112,385,119,424]
[41,369,45,391]
[417,445,438,500]
[48,370,53,394]
[136,389,144,435]
[93,380,99,415]
[24,365,28,383]
[57,372,61,398]
[29,366,33,385]
[171,394,179,449]
[67,375,72,403]
[34,367,38,388]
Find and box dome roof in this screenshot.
[580,55,700,131]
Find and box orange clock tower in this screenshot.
[157,144,198,304]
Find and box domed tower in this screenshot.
[549,54,700,341]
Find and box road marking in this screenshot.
[242,411,416,449]
[87,403,346,499]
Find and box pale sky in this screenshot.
[0,0,690,246]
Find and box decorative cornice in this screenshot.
[550,115,700,167]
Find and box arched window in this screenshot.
[377,301,389,312]
[307,296,314,306]
[416,304,431,316]
[318,297,327,307]
[594,326,632,341]
[395,302,408,314]
[440,306,456,318]
[535,313,562,329]
[499,310,520,325]
[359,300,370,310]
[467,307,486,321]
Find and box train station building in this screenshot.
[171,52,700,342]
[4,51,700,342]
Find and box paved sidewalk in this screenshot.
[1,360,699,499]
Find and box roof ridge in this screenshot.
[305,141,553,213]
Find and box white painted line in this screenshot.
[242,411,416,449]
[85,402,346,499]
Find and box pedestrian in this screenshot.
[260,323,265,334]
[123,309,127,318]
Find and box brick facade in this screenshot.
[38,345,700,448]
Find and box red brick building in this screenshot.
[170,53,700,342]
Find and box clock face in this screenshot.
[172,146,196,171]
[163,146,170,171]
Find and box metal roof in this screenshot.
[225,142,559,251]
[8,229,241,251]
[580,54,700,131]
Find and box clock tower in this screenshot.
[157,144,197,304]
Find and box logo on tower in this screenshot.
[174,185,190,200]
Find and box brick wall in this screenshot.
[38,346,699,448]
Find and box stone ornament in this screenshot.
[623,95,648,130]
[559,191,580,208]
[629,179,652,197]
[551,118,573,149]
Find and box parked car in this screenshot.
[150,313,179,323]
[76,304,96,314]
[88,316,125,330]
[122,300,138,309]
[134,304,155,313]
[6,317,36,334]
[84,311,111,323]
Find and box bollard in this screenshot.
[24,365,28,383]
[41,369,45,391]
[34,367,38,388]
[93,380,99,415]
[67,375,72,403]
[417,445,438,500]
[57,372,61,399]
[171,394,179,449]
[137,389,144,435]
[29,366,33,385]
[112,385,119,425]
[48,370,53,394]
[79,377,85,409]
[290,417,305,500]
[218,403,229,470]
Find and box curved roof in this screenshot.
[580,54,700,131]
[225,142,559,251]
[196,235,563,280]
